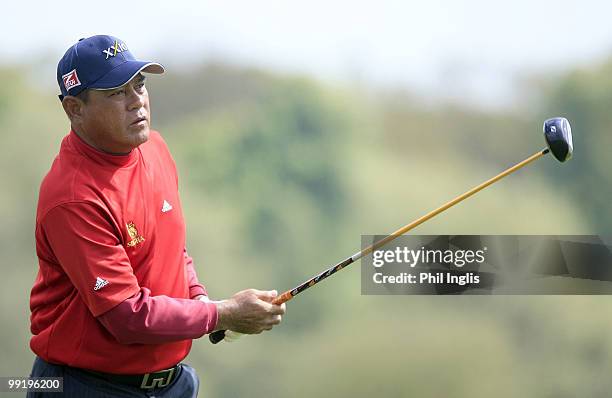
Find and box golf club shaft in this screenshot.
[209,148,549,344]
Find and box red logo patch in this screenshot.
[62,69,81,92]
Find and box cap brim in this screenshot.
[89,60,165,90]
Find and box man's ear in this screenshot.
[61,96,85,123]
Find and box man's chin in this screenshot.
[129,125,150,147]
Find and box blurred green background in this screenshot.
[2,39,612,398]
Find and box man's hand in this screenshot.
[214,289,286,334]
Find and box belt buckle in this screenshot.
[140,367,176,389]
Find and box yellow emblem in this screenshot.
[126,222,145,247]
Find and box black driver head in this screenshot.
[543,117,573,162]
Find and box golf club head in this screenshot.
[543,117,573,162]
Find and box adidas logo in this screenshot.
[94,277,109,291]
[161,200,173,213]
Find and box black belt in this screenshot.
[82,364,182,390]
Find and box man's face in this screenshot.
[79,74,150,154]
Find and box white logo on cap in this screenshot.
[103,40,129,59]
[62,69,81,92]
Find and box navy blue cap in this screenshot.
[57,35,164,100]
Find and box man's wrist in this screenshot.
[196,296,228,332]
[214,300,233,331]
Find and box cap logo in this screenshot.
[61,69,81,92]
[102,40,129,59]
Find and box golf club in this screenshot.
[209,117,573,344]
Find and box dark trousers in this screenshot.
[27,357,199,397]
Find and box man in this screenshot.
[28,35,285,397]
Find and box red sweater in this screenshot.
[30,130,217,374]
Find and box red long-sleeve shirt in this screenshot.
[30,129,217,374]
[97,249,216,345]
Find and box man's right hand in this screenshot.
[214,289,286,334]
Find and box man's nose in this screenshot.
[127,88,145,110]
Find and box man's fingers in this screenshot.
[270,302,286,315]
[261,315,282,329]
[254,297,284,314]
[254,289,278,302]
[228,288,287,334]
[249,288,276,296]
[263,302,285,315]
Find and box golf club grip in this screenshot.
[209,330,226,344]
